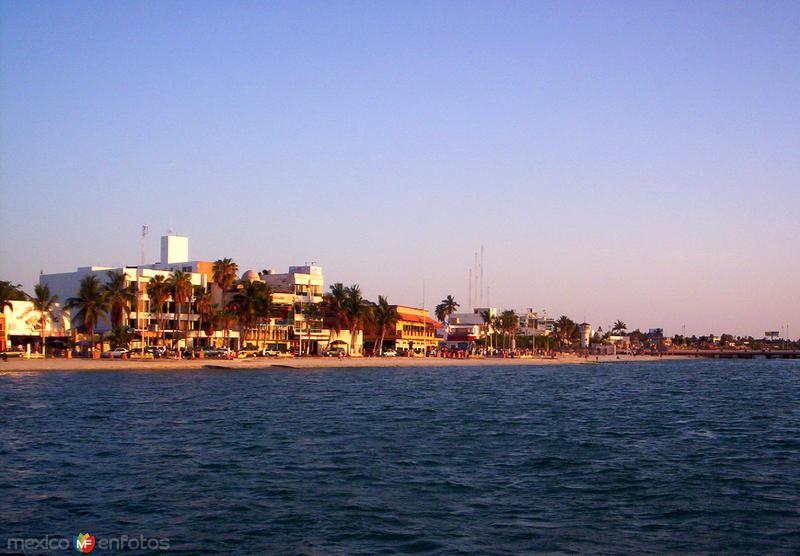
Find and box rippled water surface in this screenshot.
[2,360,799,554]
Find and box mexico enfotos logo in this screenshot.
[6,533,170,552]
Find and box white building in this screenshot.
[2,299,71,353]
[260,264,328,353]
[40,234,210,347]
[446,307,496,341]
[517,309,556,337]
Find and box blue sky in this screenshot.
[1,1,798,337]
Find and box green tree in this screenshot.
[231,280,270,350]
[65,275,109,354]
[0,280,27,313]
[212,258,239,291]
[499,309,519,350]
[31,284,59,356]
[435,295,460,340]
[556,315,576,349]
[254,284,273,349]
[168,270,194,353]
[372,295,398,356]
[104,271,136,329]
[212,258,239,347]
[301,302,323,355]
[435,295,459,323]
[212,307,237,350]
[326,283,348,332]
[108,326,134,350]
[194,286,214,344]
[344,284,370,355]
[480,309,494,351]
[146,275,170,346]
[612,320,627,335]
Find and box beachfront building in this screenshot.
[40,234,214,349]
[517,310,556,337]
[579,323,592,349]
[446,307,496,342]
[262,265,327,354]
[363,305,440,355]
[1,299,71,354]
[228,265,328,353]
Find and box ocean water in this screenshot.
[1,360,799,555]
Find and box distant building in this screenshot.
[517,309,555,337]
[234,265,327,353]
[1,299,71,353]
[446,307,496,342]
[364,305,440,355]
[579,323,592,349]
[40,234,212,348]
[590,344,616,356]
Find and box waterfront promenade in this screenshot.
[0,353,690,372]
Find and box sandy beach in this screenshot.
[0,354,691,372]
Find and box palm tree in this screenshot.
[500,309,519,350]
[556,315,576,349]
[435,295,459,339]
[31,284,58,356]
[108,326,133,350]
[0,280,27,313]
[254,284,273,349]
[480,309,494,351]
[65,275,110,355]
[325,282,349,349]
[212,258,239,292]
[231,280,269,350]
[168,271,194,354]
[146,275,170,346]
[612,320,627,335]
[301,302,323,355]
[214,307,237,350]
[104,271,136,329]
[344,284,370,355]
[212,258,239,347]
[372,295,397,356]
[194,286,213,348]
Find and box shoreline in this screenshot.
[0,354,693,372]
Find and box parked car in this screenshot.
[382,349,397,357]
[259,348,279,357]
[204,347,233,358]
[145,346,167,358]
[102,348,129,358]
[325,347,347,357]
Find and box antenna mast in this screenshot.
[468,267,472,310]
[479,245,484,306]
[140,225,149,266]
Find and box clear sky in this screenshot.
[1,1,798,338]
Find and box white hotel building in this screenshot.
[40,234,212,347]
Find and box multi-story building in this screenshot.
[446,307,496,342]
[40,234,212,349]
[364,305,440,355]
[1,299,71,353]
[517,309,555,337]
[231,265,328,353]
